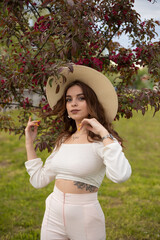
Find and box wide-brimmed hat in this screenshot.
[46,65,118,122]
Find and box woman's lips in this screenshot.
[71,110,80,114]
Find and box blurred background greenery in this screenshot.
[0,108,160,240]
[107,67,154,90]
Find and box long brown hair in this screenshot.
[51,80,123,148]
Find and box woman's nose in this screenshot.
[71,100,78,106]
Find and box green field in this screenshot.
[0,109,160,240]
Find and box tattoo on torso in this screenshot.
[73,181,98,192]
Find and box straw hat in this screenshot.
[46,65,118,122]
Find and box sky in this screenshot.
[113,0,160,48]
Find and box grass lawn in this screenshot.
[0,109,160,240]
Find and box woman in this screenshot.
[25,65,132,240]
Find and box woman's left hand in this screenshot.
[80,118,109,138]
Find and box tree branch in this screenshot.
[40,0,53,13]
[14,32,26,51]
[40,83,47,99]
[34,33,52,58]
[28,0,41,18]
[97,26,121,58]
[0,102,41,109]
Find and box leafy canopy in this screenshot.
[0,0,160,151]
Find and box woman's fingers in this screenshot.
[80,118,98,133]
[81,118,97,128]
[25,117,40,143]
[80,118,107,136]
[27,117,40,126]
[25,118,40,134]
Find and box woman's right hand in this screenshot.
[25,117,40,145]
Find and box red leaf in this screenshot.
[71,38,77,55]
[67,64,74,73]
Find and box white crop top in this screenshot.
[25,141,132,189]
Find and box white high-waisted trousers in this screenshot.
[41,185,106,240]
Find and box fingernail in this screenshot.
[78,123,82,131]
[35,121,40,126]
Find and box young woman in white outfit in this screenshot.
[25,65,132,240]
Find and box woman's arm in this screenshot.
[81,118,132,183]
[26,142,37,160]
[25,154,56,189]
[101,142,132,183]
[24,117,56,188]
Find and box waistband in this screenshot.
[52,185,98,205]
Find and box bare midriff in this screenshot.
[55,179,98,194]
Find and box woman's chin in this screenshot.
[70,113,89,122]
[71,116,84,122]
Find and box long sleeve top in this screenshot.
[25,141,132,189]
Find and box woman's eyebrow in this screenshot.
[66,93,84,97]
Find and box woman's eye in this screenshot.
[66,98,72,102]
[79,97,85,101]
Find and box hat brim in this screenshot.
[46,65,118,122]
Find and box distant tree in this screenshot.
[0,0,160,151]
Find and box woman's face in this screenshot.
[66,85,89,122]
